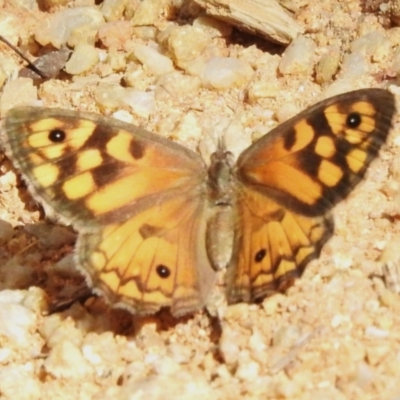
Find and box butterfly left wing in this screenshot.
[228,89,396,303]
[3,107,216,316]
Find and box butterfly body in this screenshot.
[3,89,396,316]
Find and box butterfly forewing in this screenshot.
[4,107,206,228]
[228,89,395,303]
[236,89,395,215]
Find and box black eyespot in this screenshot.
[346,112,362,128]
[255,249,267,263]
[49,129,66,143]
[156,265,171,278]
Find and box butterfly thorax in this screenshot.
[205,148,236,270]
[207,148,236,204]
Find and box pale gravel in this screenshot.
[1,0,400,399]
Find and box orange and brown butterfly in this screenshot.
[2,88,396,317]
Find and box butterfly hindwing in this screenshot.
[78,194,215,316]
[228,89,395,303]
[227,185,332,303]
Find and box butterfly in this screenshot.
[2,88,396,317]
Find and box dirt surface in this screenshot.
[1,0,400,399]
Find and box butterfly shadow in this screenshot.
[0,218,222,339]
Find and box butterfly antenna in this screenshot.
[216,135,227,154]
[0,35,47,79]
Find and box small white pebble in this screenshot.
[121,89,155,118]
[151,356,180,376]
[167,343,192,364]
[272,325,301,347]
[112,109,134,124]
[201,57,253,90]
[247,78,281,103]
[0,348,11,362]
[82,344,103,365]
[0,365,41,400]
[155,72,201,100]
[94,83,126,110]
[249,330,268,354]
[219,327,240,365]
[167,26,209,69]
[365,326,389,338]
[82,332,121,366]
[101,0,128,21]
[44,340,93,378]
[351,31,386,58]
[171,111,202,147]
[65,44,99,75]
[132,0,164,26]
[131,43,174,76]
[1,78,38,114]
[41,316,84,349]
[356,361,375,388]
[0,302,36,344]
[235,359,260,381]
[34,6,104,48]
[331,314,351,328]
[22,287,48,314]
[279,36,316,75]
[98,21,133,50]
[340,52,369,78]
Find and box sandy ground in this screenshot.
[1,0,400,399]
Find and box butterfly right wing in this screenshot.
[228,89,395,303]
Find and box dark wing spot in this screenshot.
[91,162,122,187]
[255,249,267,263]
[130,139,145,159]
[269,208,285,222]
[346,112,361,128]
[156,265,171,278]
[139,224,160,239]
[283,128,296,151]
[49,129,66,143]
